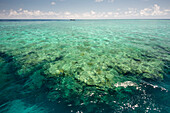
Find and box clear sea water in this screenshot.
[0,19,169,113]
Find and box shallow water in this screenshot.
[0,20,170,113]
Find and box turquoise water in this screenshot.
[0,20,169,113]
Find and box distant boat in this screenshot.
[70,19,75,21]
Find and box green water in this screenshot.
[0,20,170,113]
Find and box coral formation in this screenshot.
[0,20,169,112]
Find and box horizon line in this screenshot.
[0,18,170,21]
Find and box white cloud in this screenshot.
[4,9,60,19]
[18,8,22,11]
[9,10,19,16]
[51,2,56,5]
[124,8,139,17]
[164,9,170,12]
[95,0,103,2]
[91,10,96,15]
[108,0,114,2]
[140,4,167,16]
[95,0,114,3]
[151,4,165,15]
[64,11,71,15]
[113,12,119,17]
[0,4,170,19]
[140,8,152,16]
[107,12,113,15]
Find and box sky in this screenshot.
[0,0,170,19]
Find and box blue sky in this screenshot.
[0,0,170,19]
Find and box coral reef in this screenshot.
[0,20,169,112]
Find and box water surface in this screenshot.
[0,20,170,113]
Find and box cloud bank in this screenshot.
[0,4,170,19]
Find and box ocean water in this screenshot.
[0,19,169,113]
